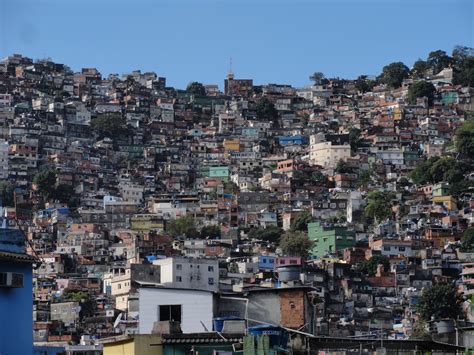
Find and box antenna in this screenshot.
[229,57,233,75]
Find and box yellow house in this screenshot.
[131,214,165,232]
[432,195,457,211]
[223,139,240,153]
[102,334,162,355]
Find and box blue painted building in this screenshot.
[258,255,276,271]
[277,135,308,146]
[0,221,35,355]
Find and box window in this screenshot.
[176,264,182,270]
[399,247,406,251]
[208,266,214,272]
[159,305,182,322]
[384,247,391,251]
[208,277,214,285]
[176,276,182,282]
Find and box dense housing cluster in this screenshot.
[0,47,474,354]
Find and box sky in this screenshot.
[0,0,472,89]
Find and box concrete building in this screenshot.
[138,287,214,334]
[0,223,35,355]
[308,222,356,258]
[309,136,351,170]
[153,257,219,292]
[0,139,8,179]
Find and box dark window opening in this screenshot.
[159,305,182,322]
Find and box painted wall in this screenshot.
[0,261,33,355]
[139,288,213,334]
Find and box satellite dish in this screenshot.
[113,313,123,328]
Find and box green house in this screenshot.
[209,166,229,179]
[308,222,356,258]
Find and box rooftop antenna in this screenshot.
[227,57,234,80]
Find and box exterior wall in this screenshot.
[309,141,350,169]
[104,340,135,355]
[138,288,213,334]
[279,290,305,328]
[247,292,281,327]
[0,261,33,355]
[308,222,355,258]
[0,139,8,179]
[103,335,163,355]
[153,257,219,292]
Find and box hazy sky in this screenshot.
[1,0,472,89]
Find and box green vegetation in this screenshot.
[91,113,128,139]
[166,215,199,238]
[256,97,278,126]
[248,226,282,243]
[200,225,221,239]
[291,211,314,232]
[455,119,474,157]
[0,181,15,207]
[359,255,390,276]
[33,169,75,204]
[279,231,314,259]
[417,283,462,321]
[309,72,326,85]
[409,156,470,196]
[363,191,394,225]
[411,59,429,79]
[186,81,206,96]
[461,227,474,252]
[355,75,376,93]
[378,62,410,88]
[407,81,436,105]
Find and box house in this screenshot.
[0,222,36,355]
[137,285,214,334]
[308,222,356,258]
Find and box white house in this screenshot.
[138,287,214,334]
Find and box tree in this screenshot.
[51,184,75,204]
[417,283,462,321]
[223,180,239,194]
[309,72,325,85]
[166,215,199,238]
[33,168,57,200]
[461,227,474,252]
[311,171,327,184]
[186,81,206,96]
[348,127,363,152]
[410,320,432,340]
[407,81,436,105]
[455,120,474,157]
[427,50,452,74]
[363,191,394,225]
[0,181,15,207]
[335,160,354,174]
[291,211,314,232]
[411,59,429,79]
[355,75,375,93]
[255,97,278,126]
[61,289,95,320]
[279,231,314,259]
[359,255,390,276]
[378,62,410,88]
[200,225,221,239]
[248,226,282,243]
[91,113,128,139]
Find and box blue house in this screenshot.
[0,219,35,355]
[277,135,308,146]
[258,255,276,271]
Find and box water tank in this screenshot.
[277,265,301,282]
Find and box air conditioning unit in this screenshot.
[0,272,24,288]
